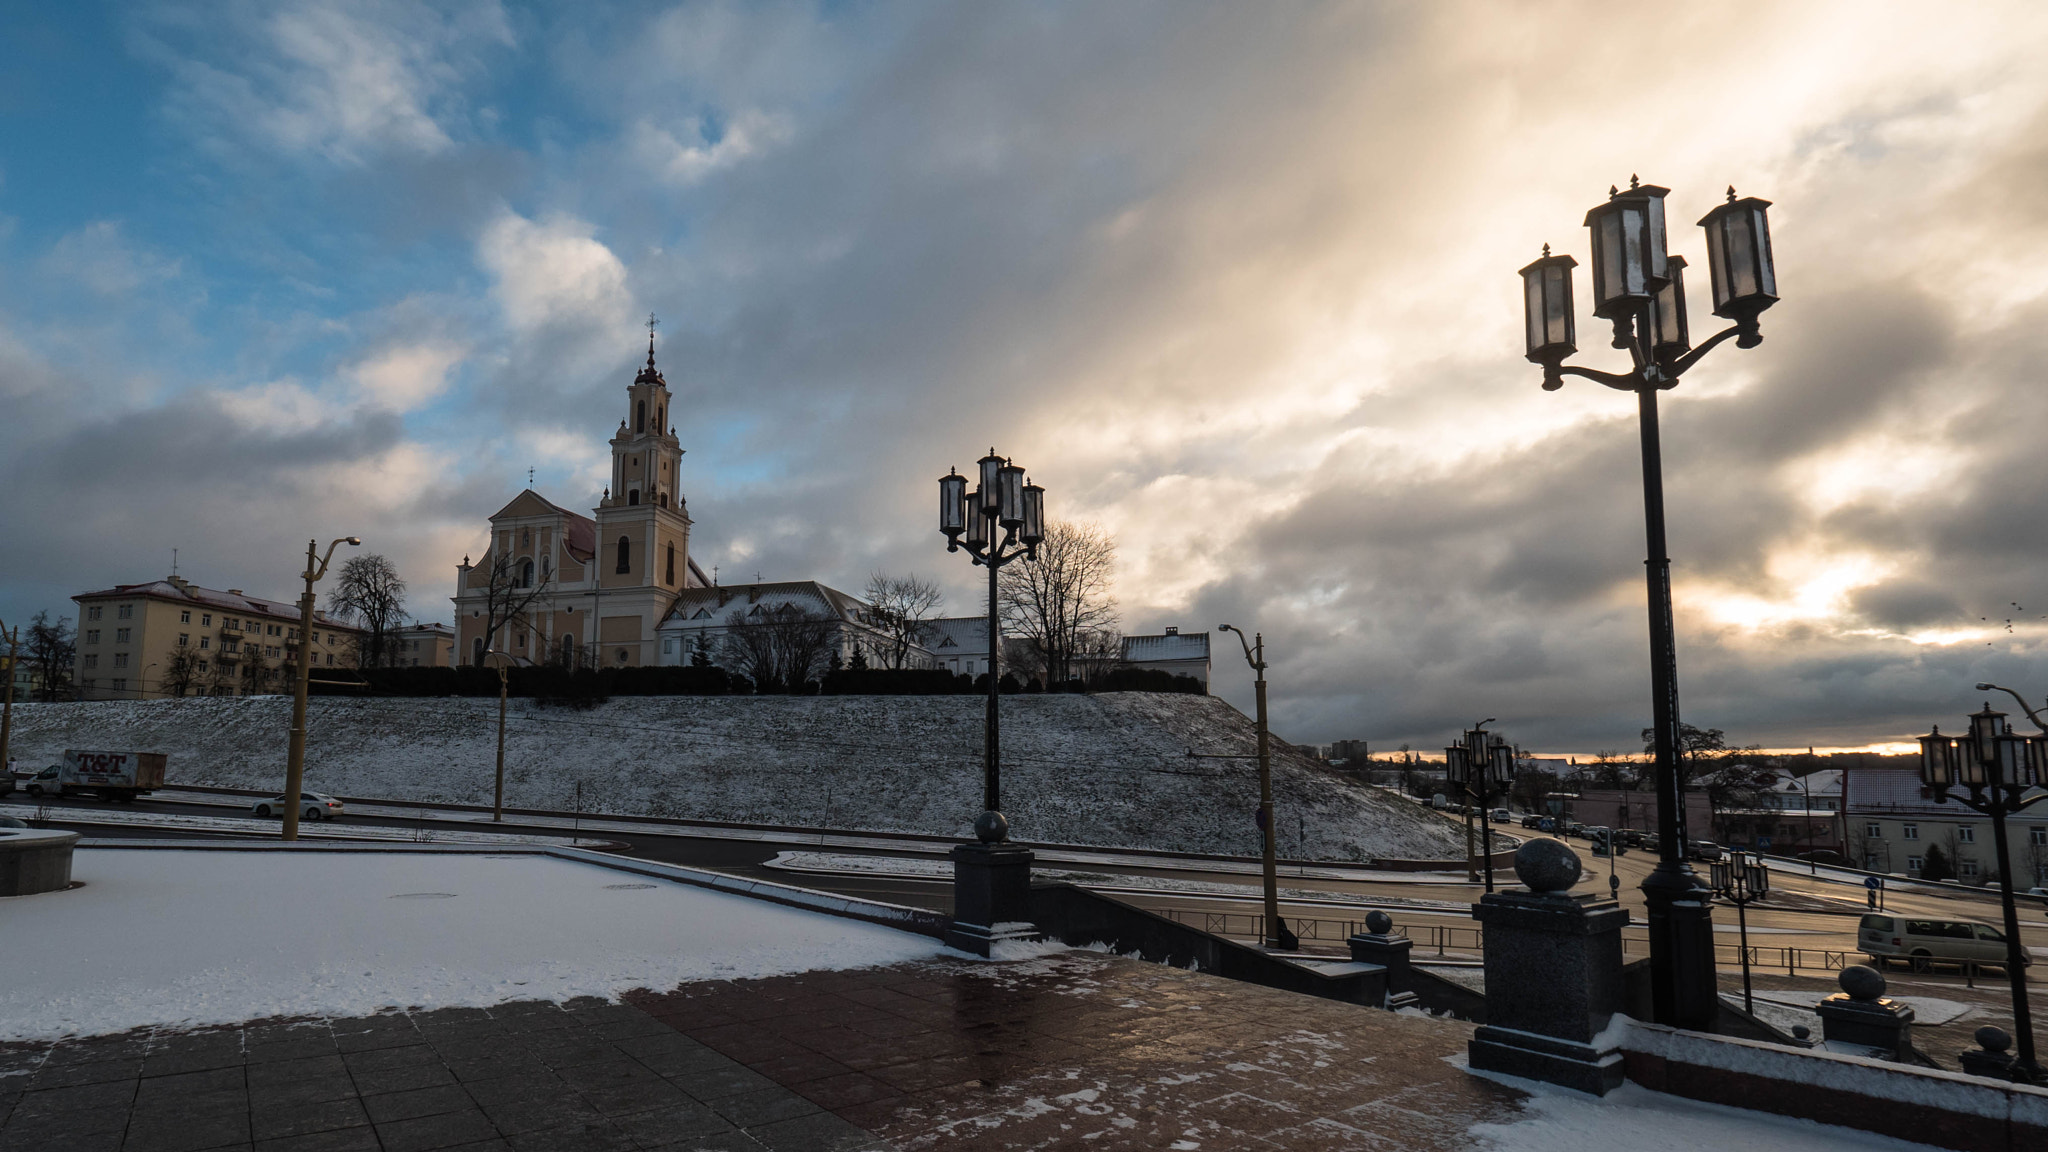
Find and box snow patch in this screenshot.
[1467,1075,1947,1151]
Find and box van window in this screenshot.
[1860,915,1894,932]
[1974,925,2005,942]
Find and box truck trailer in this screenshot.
[23,750,168,803]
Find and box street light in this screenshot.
[0,618,19,778]
[1919,703,2047,1085]
[1710,850,1769,1016]
[283,536,359,842]
[936,452,1043,956]
[1520,177,1781,1032]
[1445,722,1513,892]
[1219,624,1289,949]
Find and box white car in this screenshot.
[251,792,345,821]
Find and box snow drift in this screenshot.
[5,693,1469,860]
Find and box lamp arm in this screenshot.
[1218,624,1258,669]
[1544,363,1643,393]
[1660,323,1748,380]
[1980,683,2048,734]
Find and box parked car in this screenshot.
[1490,808,1512,822]
[1617,830,1646,849]
[251,792,346,821]
[1519,814,1544,829]
[1860,913,2031,972]
[1687,840,1725,863]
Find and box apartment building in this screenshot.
[72,576,363,699]
[1847,765,2048,885]
[389,623,457,668]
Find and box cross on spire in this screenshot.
[646,312,660,366]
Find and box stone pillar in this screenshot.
[1958,1026,2016,1080]
[0,827,79,897]
[1468,840,1629,1096]
[1348,910,1418,1010]
[1817,965,1916,1061]
[945,841,1038,957]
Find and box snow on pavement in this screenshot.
[0,848,947,1043]
[0,802,609,848]
[1467,1074,1946,1151]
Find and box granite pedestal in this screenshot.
[945,841,1038,957]
[0,827,79,897]
[1817,964,1916,1061]
[1348,910,1419,1010]
[1467,840,1629,1095]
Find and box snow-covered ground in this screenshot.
[0,848,947,1042]
[0,802,611,847]
[1466,1072,1946,1151]
[4,695,1473,860]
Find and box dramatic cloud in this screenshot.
[5,1,2048,755]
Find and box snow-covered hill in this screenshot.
[5,693,1470,860]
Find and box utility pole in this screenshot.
[1221,625,1289,950]
[0,618,19,779]
[484,650,512,820]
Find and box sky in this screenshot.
[5,1,2048,756]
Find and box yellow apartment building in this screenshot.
[72,576,363,699]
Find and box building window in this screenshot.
[115,628,130,643]
[83,654,98,670]
[87,606,102,620]
[540,556,550,582]
[473,638,484,665]
[202,614,211,626]
[1960,859,1980,878]
[199,637,210,650]
[178,634,189,647]
[1902,823,1918,841]
[118,604,132,619]
[616,536,631,573]
[637,400,646,432]
[1865,823,1881,839]
[196,661,208,673]
[521,527,530,546]
[1907,855,1924,873]
[521,559,535,588]
[86,630,100,645]
[181,610,190,623]
[2032,827,2046,847]
[1958,826,1975,844]
[112,679,126,692]
[113,653,128,668]
[628,489,640,505]
[666,543,676,586]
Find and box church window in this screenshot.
[628,489,640,505]
[521,559,534,588]
[473,638,484,666]
[659,492,668,508]
[666,543,676,586]
[616,536,632,573]
[658,406,664,429]
[540,556,550,582]
[637,400,646,432]
[521,528,530,546]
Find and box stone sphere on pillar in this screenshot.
[1364,910,1393,935]
[1512,838,1582,893]
[1838,964,1886,1002]
[974,810,1009,844]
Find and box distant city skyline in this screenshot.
[4,2,2048,754]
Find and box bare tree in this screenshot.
[327,554,409,669]
[862,572,944,670]
[25,612,74,701]
[160,649,202,697]
[998,519,1118,686]
[474,551,554,666]
[720,604,837,692]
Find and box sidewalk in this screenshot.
[630,951,1520,1150]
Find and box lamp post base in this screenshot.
[1642,865,1719,1031]
[946,842,1038,958]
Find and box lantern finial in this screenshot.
[1609,184,1619,198]
[1727,185,1737,203]
[1629,174,1640,189]
[1542,242,1550,257]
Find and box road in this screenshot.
[15,786,2048,993]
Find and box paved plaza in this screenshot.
[1,951,1531,1152]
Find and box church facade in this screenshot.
[452,338,711,668]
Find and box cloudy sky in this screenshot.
[5,1,2048,755]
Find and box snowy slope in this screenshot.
[4,694,1470,860]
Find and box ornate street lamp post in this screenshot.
[1918,702,2047,1085]
[1520,178,1780,1031]
[1710,850,1769,1016]
[283,535,360,842]
[1445,723,1514,893]
[1219,625,1290,948]
[937,450,1044,955]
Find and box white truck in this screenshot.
[23,749,167,803]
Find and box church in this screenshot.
[452,333,713,668]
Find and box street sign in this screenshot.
[1865,876,1881,890]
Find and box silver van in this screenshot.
[1860,913,2030,972]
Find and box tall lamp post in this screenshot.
[1445,724,1513,893]
[1919,703,2047,1085]
[1710,849,1769,1016]
[1219,625,1290,948]
[1520,178,1780,1030]
[283,536,360,842]
[937,450,1043,955]
[0,618,19,778]
[483,649,515,821]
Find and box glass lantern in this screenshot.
[964,487,989,549]
[1918,728,1954,790]
[938,468,967,540]
[978,449,1005,515]
[1519,248,1579,366]
[1583,180,1671,320]
[1650,254,1691,363]
[1696,190,1778,327]
[998,461,1026,528]
[1020,480,1045,546]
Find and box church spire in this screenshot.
[635,312,665,386]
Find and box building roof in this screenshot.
[657,581,872,627]
[1768,768,1842,795]
[74,577,359,632]
[925,617,987,651]
[1844,765,2007,817]
[393,622,455,636]
[1123,630,1210,663]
